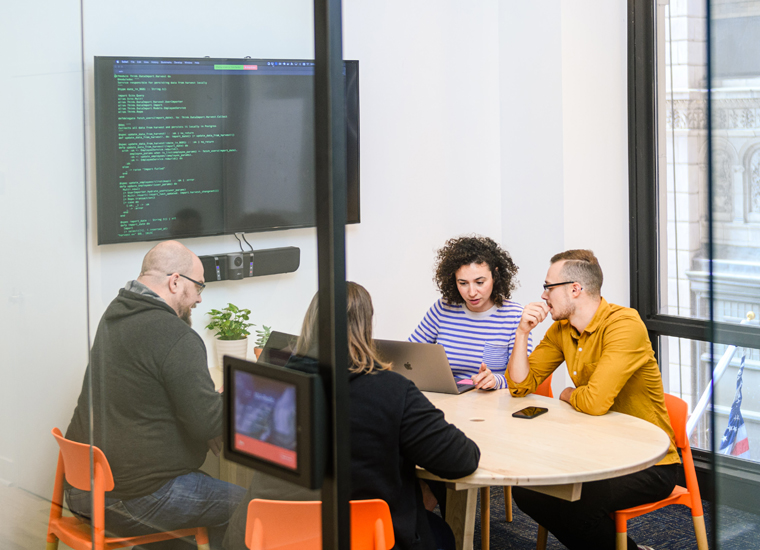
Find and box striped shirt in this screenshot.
[409,299,532,390]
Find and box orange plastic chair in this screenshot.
[244,498,394,550]
[480,375,553,550]
[535,393,708,550]
[46,427,210,550]
[612,394,708,550]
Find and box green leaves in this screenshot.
[205,303,254,340]
[255,325,272,348]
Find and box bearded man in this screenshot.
[64,240,244,549]
[506,249,680,550]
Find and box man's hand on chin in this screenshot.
[559,387,575,404]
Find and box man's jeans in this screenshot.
[66,471,245,550]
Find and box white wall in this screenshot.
[500,0,630,394]
[560,0,630,307]
[342,1,503,339]
[0,0,632,501]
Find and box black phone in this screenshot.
[512,406,549,419]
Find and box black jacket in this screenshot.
[65,288,222,500]
[224,359,480,550]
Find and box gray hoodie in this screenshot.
[65,287,221,500]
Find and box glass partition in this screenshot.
[708,0,760,545]
[0,2,90,549]
[82,2,323,549]
[1,1,330,548]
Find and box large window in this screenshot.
[629,0,760,521]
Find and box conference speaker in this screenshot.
[248,246,300,277]
[200,255,226,282]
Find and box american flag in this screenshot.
[719,353,751,459]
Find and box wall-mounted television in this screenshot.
[94,56,360,245]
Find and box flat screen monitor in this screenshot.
[223,356,326,488]
[94,56,360,245]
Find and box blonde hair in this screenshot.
[294,282,391,374]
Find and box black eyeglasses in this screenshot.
[168,273,206,295]
[542,281,575,291]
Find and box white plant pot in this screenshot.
[215,337,249,368]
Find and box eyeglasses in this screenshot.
[542,281,576,291]
[168,273,206,295]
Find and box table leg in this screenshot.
[479,487,490,550]
[445,486,478,550]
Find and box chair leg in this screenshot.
[45,539,59,550]
[614,513,628,550]
[536,525,548,550]
[196,526,210,550]
[693,514,708,550]
[479,487,490,550]
[503,486,513,522]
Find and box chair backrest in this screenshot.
[535,374,553,398]
[245,500,321,550]
[663,393,687,449]
[350,499,394,550]
[52,427,115,492]
[662,394,703,516]
[245,499,394,550]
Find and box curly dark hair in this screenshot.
[434,236,519,307]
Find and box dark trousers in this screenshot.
[513,464,679,550]
[427,509,456,550]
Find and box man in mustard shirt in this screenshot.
[506,249,680,550]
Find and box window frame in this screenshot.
[628,0,760,355]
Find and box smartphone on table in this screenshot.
[512,406,549,419]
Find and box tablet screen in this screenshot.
[233,370,298,470]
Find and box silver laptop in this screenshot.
[374,339,477,394]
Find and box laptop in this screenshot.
[374,339,477,394]
[259,331,298,366]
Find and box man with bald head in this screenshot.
[65,241,244,549]
[505,249,680,550]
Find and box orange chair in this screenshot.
[480,375,553,550]
[46,427,210,550]
[535,393,708,550]
[244,498,394,550]
[612,394,708,550]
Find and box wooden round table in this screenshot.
[418,391,671,550]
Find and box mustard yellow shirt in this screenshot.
[506,298,680,466]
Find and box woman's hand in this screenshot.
[472,362,496,390]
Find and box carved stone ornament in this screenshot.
[751,149,760,214]
[667,98,760,130]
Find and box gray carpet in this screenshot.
[467,489,760,550]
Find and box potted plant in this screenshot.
[206,303,254,368]
[254,325,272,360]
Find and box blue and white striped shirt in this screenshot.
[409,299,532,390]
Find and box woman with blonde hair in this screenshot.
[224,282,480,550]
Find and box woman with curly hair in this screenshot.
[410,235,533,390]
